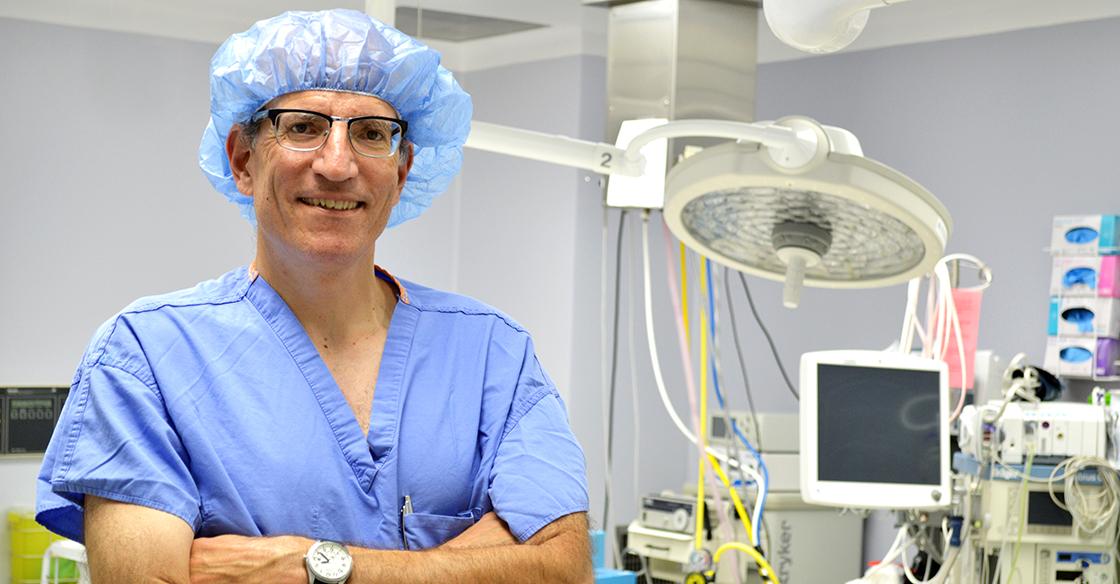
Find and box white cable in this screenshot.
[640,213,739,468]
[866,524,910,576]
[900,541,924,584]
[1049,457,1120,540]
[899,277,921,354]
[900,534,962,584]
[930,260,969,422]
[599,207,614,566]
[627,214,643,549]
[922,274,936,358]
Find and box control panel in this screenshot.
[1,387,69,456]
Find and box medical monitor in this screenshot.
[800,350,950,510]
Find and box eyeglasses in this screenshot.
[250,108,408,158]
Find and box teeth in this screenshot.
[305,198,359,211]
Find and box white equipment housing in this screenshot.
[626,492,862,584]
[958,401,1107,465]
[994,544,1115,584]
[707,411,801,493]
[981,479,1116,548]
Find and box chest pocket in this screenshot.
[402,512,475,550]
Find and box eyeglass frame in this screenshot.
[248,108,409,159]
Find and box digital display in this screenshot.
[817,363,942,486]
[1028,491,1073,527]
[10,399,54,420]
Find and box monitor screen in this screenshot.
[1028,491,1072,527]
[800,350,949,510]
[817,363,942,486]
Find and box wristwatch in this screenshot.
[305,540,353,584]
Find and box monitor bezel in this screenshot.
[800,350,951,510]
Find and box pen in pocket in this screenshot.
[399,495,414,550]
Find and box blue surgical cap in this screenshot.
[199,9,472,227]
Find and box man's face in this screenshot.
[228,90,411,265]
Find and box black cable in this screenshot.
[602,209,627,533]
[737,271,799,401]
[723,266,762,450]
[723,266,773,554]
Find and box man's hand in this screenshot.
[189,534,310,584]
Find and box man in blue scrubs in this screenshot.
[35,10,591,583]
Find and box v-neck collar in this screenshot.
[243,266,418,494]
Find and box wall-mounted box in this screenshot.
[1044,337,1120,379]
[1050,256,1120,298]
[1,386,69,456]
[1051,215,1120,256]
[1049,297,1120,338]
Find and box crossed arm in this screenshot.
[84,496,592,584]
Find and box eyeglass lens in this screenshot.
[274,111,401,157]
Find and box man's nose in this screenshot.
[311,123,359,181]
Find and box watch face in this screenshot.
[308,541,352,581]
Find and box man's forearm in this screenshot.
[188,512,593,584]
[351,516,591,584]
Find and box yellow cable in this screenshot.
[710,542,781,584]
[695,263,771,580]
[694,306,709,550]
[706,453,754,544]
[680,242,690,343]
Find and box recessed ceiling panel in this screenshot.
[395,7,544,42]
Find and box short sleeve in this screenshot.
[36,322,201,542]
[488,356,589,542]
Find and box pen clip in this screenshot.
[399,495,413,550]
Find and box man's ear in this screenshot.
[227,126,254,197]
[395,141,414,193]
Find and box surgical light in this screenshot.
[763,0,912,54]
[466,116,951,308]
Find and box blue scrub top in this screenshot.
[36,266,589,549]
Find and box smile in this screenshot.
[299,198,363,211]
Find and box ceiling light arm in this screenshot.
[467,118,828,177]
[467,121,644,176]
[623,118,832,172]
[623,119,797,162]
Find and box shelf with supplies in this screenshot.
[1045,214,1120,384]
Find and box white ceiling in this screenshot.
[3,0,1120,71]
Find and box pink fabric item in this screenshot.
[941,288,984,390]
